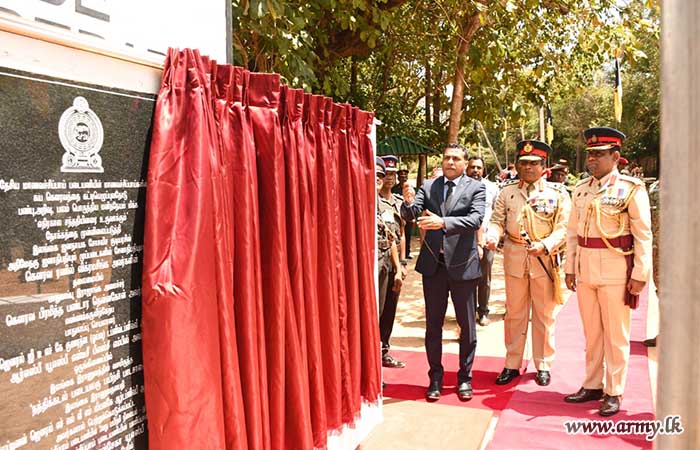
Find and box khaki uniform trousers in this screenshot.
[576,281,631,396]
[504,273,557,371]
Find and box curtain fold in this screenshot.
[353,110,382,402]
[336,104,362,420]
[230,66,271,450]
[279,86,314,450]
[300,93,328,448]
[142,48,380,450]
[142,48,227,450]
[211,61,248,450]
[313,95,343,431]
[246,72,287,450]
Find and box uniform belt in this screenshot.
[507,234,527,245]
[577,235,633,249]
[577,234,638,309]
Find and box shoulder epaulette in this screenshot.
[618,174,645,186]
[501,179,520,188]
[546,181,569,195]
[575,177,590,187]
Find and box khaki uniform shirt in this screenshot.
[565,169,652,284]
[487,178,571,278]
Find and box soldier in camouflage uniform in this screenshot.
[378,155,408,368]
[376,158,402,321]
[644,179,660,347]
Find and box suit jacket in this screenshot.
[402,175,486,281]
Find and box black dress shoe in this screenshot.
[599,395,621,416]
[564,387,604,403]
[495,368,520,385]
[382,354,406,368]
[643,336,657,347]
[535,370,551,386]
[426,380,442,402]
[457,382,473,401]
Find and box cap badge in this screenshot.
[523,142,534,153]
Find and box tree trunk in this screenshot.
[447,12,483,143]
[418,155,426,189]
[350,57,357,102]
[433,68,442,127]
[576,146,583,173]
[425,61,432,128]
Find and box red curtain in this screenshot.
[142,48,380,450]
[300,93,328,448]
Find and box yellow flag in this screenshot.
[614,57,623,123]
[545,105,553,145]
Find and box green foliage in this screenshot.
[232,0,406,90]
[232,0,659,173]
[537,1,660,173]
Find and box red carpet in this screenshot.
[487,289,655,450]
[382,349,522,411]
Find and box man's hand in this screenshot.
[402,182,415,204]
[392,276,403,292]
[565,273,577,292]
[484,238,498,251]
[627,279,646,296]
[526,242,547,257]
[416,209,445,230]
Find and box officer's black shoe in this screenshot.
[535,370,551,386]
[425,379,442,402]
[564,387,604,403]
[599,395,621,416]
[457,382,473,401]
[643,336,657,347]
[382,354,406,368]
[495,368,520,385]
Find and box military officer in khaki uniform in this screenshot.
[486,140,571,387]
[564,127,652,417]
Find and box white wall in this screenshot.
[0,0,228,93]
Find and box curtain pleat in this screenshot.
[353,110,382,402]
[336,104,362,420]
[300,93,328,449]
[246,72,287,450]
[143,48,380,450]
[142,48,226,450]
[279,86,314,450]
[230,67,271,450]
[211,62,249,450]
[312,95,343,431]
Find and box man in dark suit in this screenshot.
[401,143,486,401]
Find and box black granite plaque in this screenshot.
[0,68,153,450]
